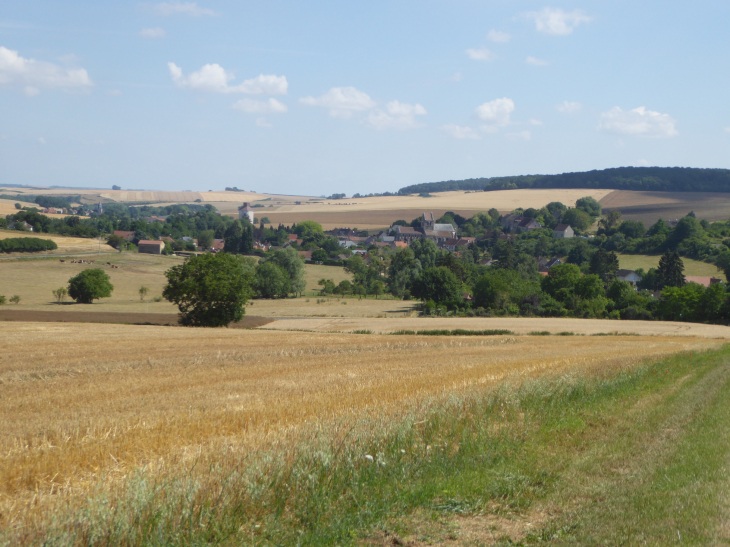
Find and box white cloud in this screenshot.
[522,8,592,35]
[151,2,218,16]
[441,124,480,140]
[529,119,543,126]
[232,98,287,114]
[367,101,427,130]
[556,101,583,114]
[725,127,730,133]
[487,29,511,43]
[0,46,93,94]
[168,62,287,95]
[525,56,549,66]
[37,137,46,144]
[598,106,678,138]
[475,98,514,131]
[139,27,166,38]
[255,117,272,128]
[299,86,375,118]
[507,130,531,141]
[466,47,496,62]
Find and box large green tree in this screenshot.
[561,209,593,231]
[589,249,619,283]
[163,253,253,327]
[255,262,291,298]
[67,269,114,304]
[411,266,462,304]
[260,247,306,296]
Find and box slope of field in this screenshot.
[600,190,730,223]
[0,230,115,255]
[0,198,87,220]
[259,316,730,338]
[618,253,723,277]
[0,320,718,536]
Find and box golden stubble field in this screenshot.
[0,229,115,255]
[0,320,720,531]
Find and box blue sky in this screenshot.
[1,1,729,195]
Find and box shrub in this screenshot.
[0,237,58,253]
[0,295,5,305]
[9,295,20,304]
[68,269,114,304]
[52,287,68,303]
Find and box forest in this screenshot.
[398,167,730,195]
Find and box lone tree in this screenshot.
[139,286,149,301]
[68,269,114,304]
[163,253,253,327]
[9,295,20,304]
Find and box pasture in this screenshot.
[618,253,723,277]
[0,320,720,544]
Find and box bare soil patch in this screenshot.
[0,309,272,328]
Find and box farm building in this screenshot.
[138,240,165,254]
[113,230,135,242]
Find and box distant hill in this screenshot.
[398,167,730,195]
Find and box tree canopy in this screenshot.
[67,269,114,304]
[163,253,253,327]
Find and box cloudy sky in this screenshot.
[1,1,728,195]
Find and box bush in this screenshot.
[0,295,5,305]
[9,295,20,304]
[0,237,58,253]
[163,253,254,327]
[68,269,114,304]
[52,287,68,303]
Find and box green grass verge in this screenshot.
[12,345,730,546]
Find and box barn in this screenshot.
[138,240,165,255]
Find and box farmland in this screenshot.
[0,229,115,256]
[0,321,722,544]
[618,253,723,277]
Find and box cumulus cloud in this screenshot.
[441,124,480,140]
[525,56,549,66]
[168,62,287,95]
[522,8,591,35]
[466,47,496,62]
[151,2,217,16]
[556,101,582,114]
[0,46,93,94]
[299,86,375,118]
[598,106,678,138]
[367,101,427,130]
[475,97,514,131]
[139,27,166,38]
[487,29,511,43]
[232,98,287,114]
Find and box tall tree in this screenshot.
[589,249,619,283]
[223,220,242,254]
[658,250,685,289]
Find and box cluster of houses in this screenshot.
[39,207,82,215]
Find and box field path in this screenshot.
[259,317,730,338]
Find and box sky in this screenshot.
[0,1,729,196]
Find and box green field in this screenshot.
[619,253,723,277]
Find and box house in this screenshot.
[337,253,350,261]
[113,230,135,242]
[501,215,541,234]
[391,225,421,243]
[616,269,642,286]
[288,234,298,241]
[138,240,165,254]
[211,239,225,251]
[298,250,313,262]
[390,241,408,250]
[143,215,168,224]
[553,224,574,239]
[330,228,358,238]
[442,237,475,252]
[339,236,366,248]
[238,202,255,223]
[537,257,563,272]
[160,236,174,243]
[8,221,33,232]
[685,276,723,288]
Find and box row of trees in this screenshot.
[0,237,57,253]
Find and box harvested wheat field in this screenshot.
[260,316,730,338]
[599,190,730,223]
[0,320,720,539]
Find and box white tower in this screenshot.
[238,202,254,224]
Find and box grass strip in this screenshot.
[391,328,514,336]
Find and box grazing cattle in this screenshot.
[59,260,65,263]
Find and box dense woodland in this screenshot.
[398,167,730,195]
